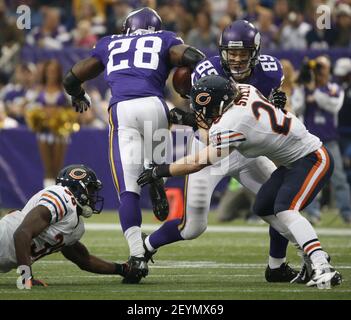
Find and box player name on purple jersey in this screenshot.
[91,30,183,107]
[192,55,284,98]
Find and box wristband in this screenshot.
[154,164,171,178]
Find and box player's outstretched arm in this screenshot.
[137,144,233,187]
[63,57,105,113]
[61,241,126,276]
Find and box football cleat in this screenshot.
[149,178,169,221]
[265,263,299,283]
[306,262,342,289]
[121,256,149,284]
[142,233,157,263]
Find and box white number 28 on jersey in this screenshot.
[107,36,162,75]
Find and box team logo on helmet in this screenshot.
[195,92,211,106]
[69,168,87,180]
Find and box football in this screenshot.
[172,66,192,98]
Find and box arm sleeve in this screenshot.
[209,128,246,149]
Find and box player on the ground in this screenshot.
[0,164,129,288]
[62,7,205,283]
[138,75,342,289]
[147,20,296,282]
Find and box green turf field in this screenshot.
[0,209,350,300]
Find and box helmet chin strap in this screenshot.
[76,201,93,218]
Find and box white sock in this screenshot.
[310,250,328,265]
[276,210,327,263]
[145,235,156,253]
[124,226,144,257]
[268,256,286,269]
[261,215,298,245]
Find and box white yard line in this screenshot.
[85,223,351,236]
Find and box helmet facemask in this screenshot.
[75,180,104,218]
[220,47,257,81]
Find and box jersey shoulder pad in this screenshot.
[38,185,77,224]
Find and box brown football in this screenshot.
[172,66,192,98]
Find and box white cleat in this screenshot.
[306,262,342,289]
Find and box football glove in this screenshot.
[137,167,159,187]
[72,89,91,113]
[270,89,287,110]
[169,108,198,131]
[149,178,169,221]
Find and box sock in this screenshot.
[276,210,327,264]
[149,219,184,249]
[145,235,156,253]
[268,256,286,269]
[118,192,142,232]
[261,215,298,245]
[124,226,144,257]
[268,226,289,260]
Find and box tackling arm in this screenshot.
[137,144,233,186]
[61,241,126,276]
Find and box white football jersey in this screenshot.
[0,185,84,272]
[209,84,322,167]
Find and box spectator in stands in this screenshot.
[0,63,36,126]
[217,15,232,33]
[242,0,261,22]
[73,19,98,49]
[272,0,289,28]
[334,58,351,170]
[26,7,72,49]
[255,8,279,49]
[186,10,219,52]
[280,11,311,49]
[292,56,351,224]
[226,0,243,21]
[326,3,351,48]
[32,60,71,188]
[72,0,106,37]
[280,59,297,113]
[106,0,133,34]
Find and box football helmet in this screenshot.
[56,164,104,218]
[190,75,239,129]
[122,7,162,35]
[219,20,261,80]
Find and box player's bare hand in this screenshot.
[72,90,91,113]
[31,278,48,287]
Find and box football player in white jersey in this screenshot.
[138,75,342,289]
[0,164,129,288]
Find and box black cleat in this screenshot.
[290,263,310,284]
[142,233,157,263]
[149,178,169,221]
[121,256,149,284]
[265,263,299,283]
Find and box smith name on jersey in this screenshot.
[91,30,183,107]
[209,84,322,167]
[0,185,84,272]
[192,54,283,98]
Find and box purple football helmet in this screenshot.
[122,7,162,35]
[219,20,261,80]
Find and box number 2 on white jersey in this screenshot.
[107,36,162,75]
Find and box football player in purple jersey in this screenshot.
[141,20,302,284]
[63,7,205,284]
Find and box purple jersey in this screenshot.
[91,30,183,107]
[192,54,284,98]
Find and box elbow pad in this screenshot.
[63,70,83,97]
[181,47,205,70]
